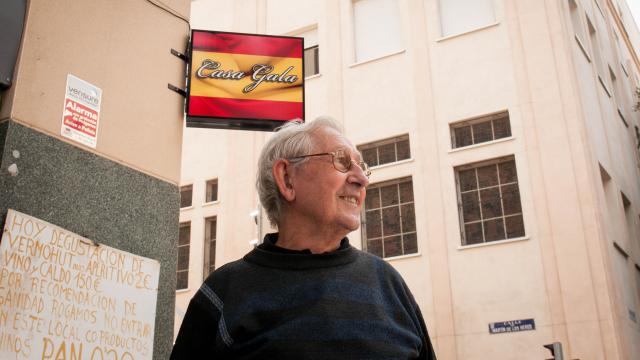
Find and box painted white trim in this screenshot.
[370,158,414,171]
[202,200,221,207]
[457,236,530,250]
[575,35,591,63]
[384,252,422,262]
[598,75,612,97]
[349,49,406,68]
[436,22,500,42]
[305,73,322,80]
[448,137,515,153]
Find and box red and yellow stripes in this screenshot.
[188,31,304,121]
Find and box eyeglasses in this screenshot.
[289,149,371,177]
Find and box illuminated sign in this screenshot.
[186,30,305,131]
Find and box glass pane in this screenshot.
[464,222,483,245]
[206,218,217,241]
[396,139,411,160]
[380,184,399,206]
[366,210,382,238]
[403,232,418,254]
[480,188,503,218]
[367,239,383,257]
[206,181,218,202]
[477,164,498,188]
[179,225,190,246]
[209,241,216,266]
[401,203,416,232]
[454,125,473,148]
[502,184,522,215]
[493,117,511,139]
[483,218,506,242]
[378,143,396,165]
[383,236,402,257]
[458,169,477,191]
[178,246,190,270]
[399,180,414,203]
[499,160,518,184]
[365,187,380,209]
[382,207,401,236]
[180,186,192,208]
[362,147,378,167]
[472,121,493,143]
[304,46,319,76]
[505,215,525,238]
[462,192,481,222]
[176,271,188,290]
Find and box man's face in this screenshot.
[289,126,369,234]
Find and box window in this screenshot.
[180,185,192,208]
[363,177,418,258]
[353,0,403,62]
[456,157,525,246]
[299,27,319,77]
[451,112,512,148]
[439,0,495,37]
[635,264,640,313]
[359,135,411,168]
[177,222,190,290]
[304,45,319,77]
[587,17,609,94]
[622,192,637,246]
[568,0,589,58]
[203,217,217,279]
[205,179,218,203]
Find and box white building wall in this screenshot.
[178,0,640,358]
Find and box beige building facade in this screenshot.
[177,0,640,358]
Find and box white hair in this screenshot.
[256,116,343,227]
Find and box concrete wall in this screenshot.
[1,0,190,357]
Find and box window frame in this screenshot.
[202,216,217,280]
[361,176,419,259]
[455,156,526,247]
[180,184,193,209]
[352,0,404,63]
[204,178,219,204]
[449,111,512,149]
[304,45,319,77]
[358,134,411,169]
[177,222,191,291]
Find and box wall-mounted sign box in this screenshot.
[488,318,535,334]
[186,30,305,131]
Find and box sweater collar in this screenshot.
[244,233,358,269]
[260,233,350,254]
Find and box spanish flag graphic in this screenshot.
[187,31,304,123]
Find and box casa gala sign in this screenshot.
[186,30,305,131]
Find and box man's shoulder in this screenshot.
[353,248,400,271]
[203,256,253,285]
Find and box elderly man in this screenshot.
[171,117,436,359]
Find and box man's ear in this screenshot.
[273,159,295,202]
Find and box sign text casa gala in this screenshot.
[186,31,305,131]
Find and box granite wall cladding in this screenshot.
[0,120,179,359]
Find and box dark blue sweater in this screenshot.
[171,234,436,359]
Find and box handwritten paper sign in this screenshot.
[0,210,160,359]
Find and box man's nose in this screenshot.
[348,163,369,188]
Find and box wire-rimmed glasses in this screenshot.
[289,148,371,177]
